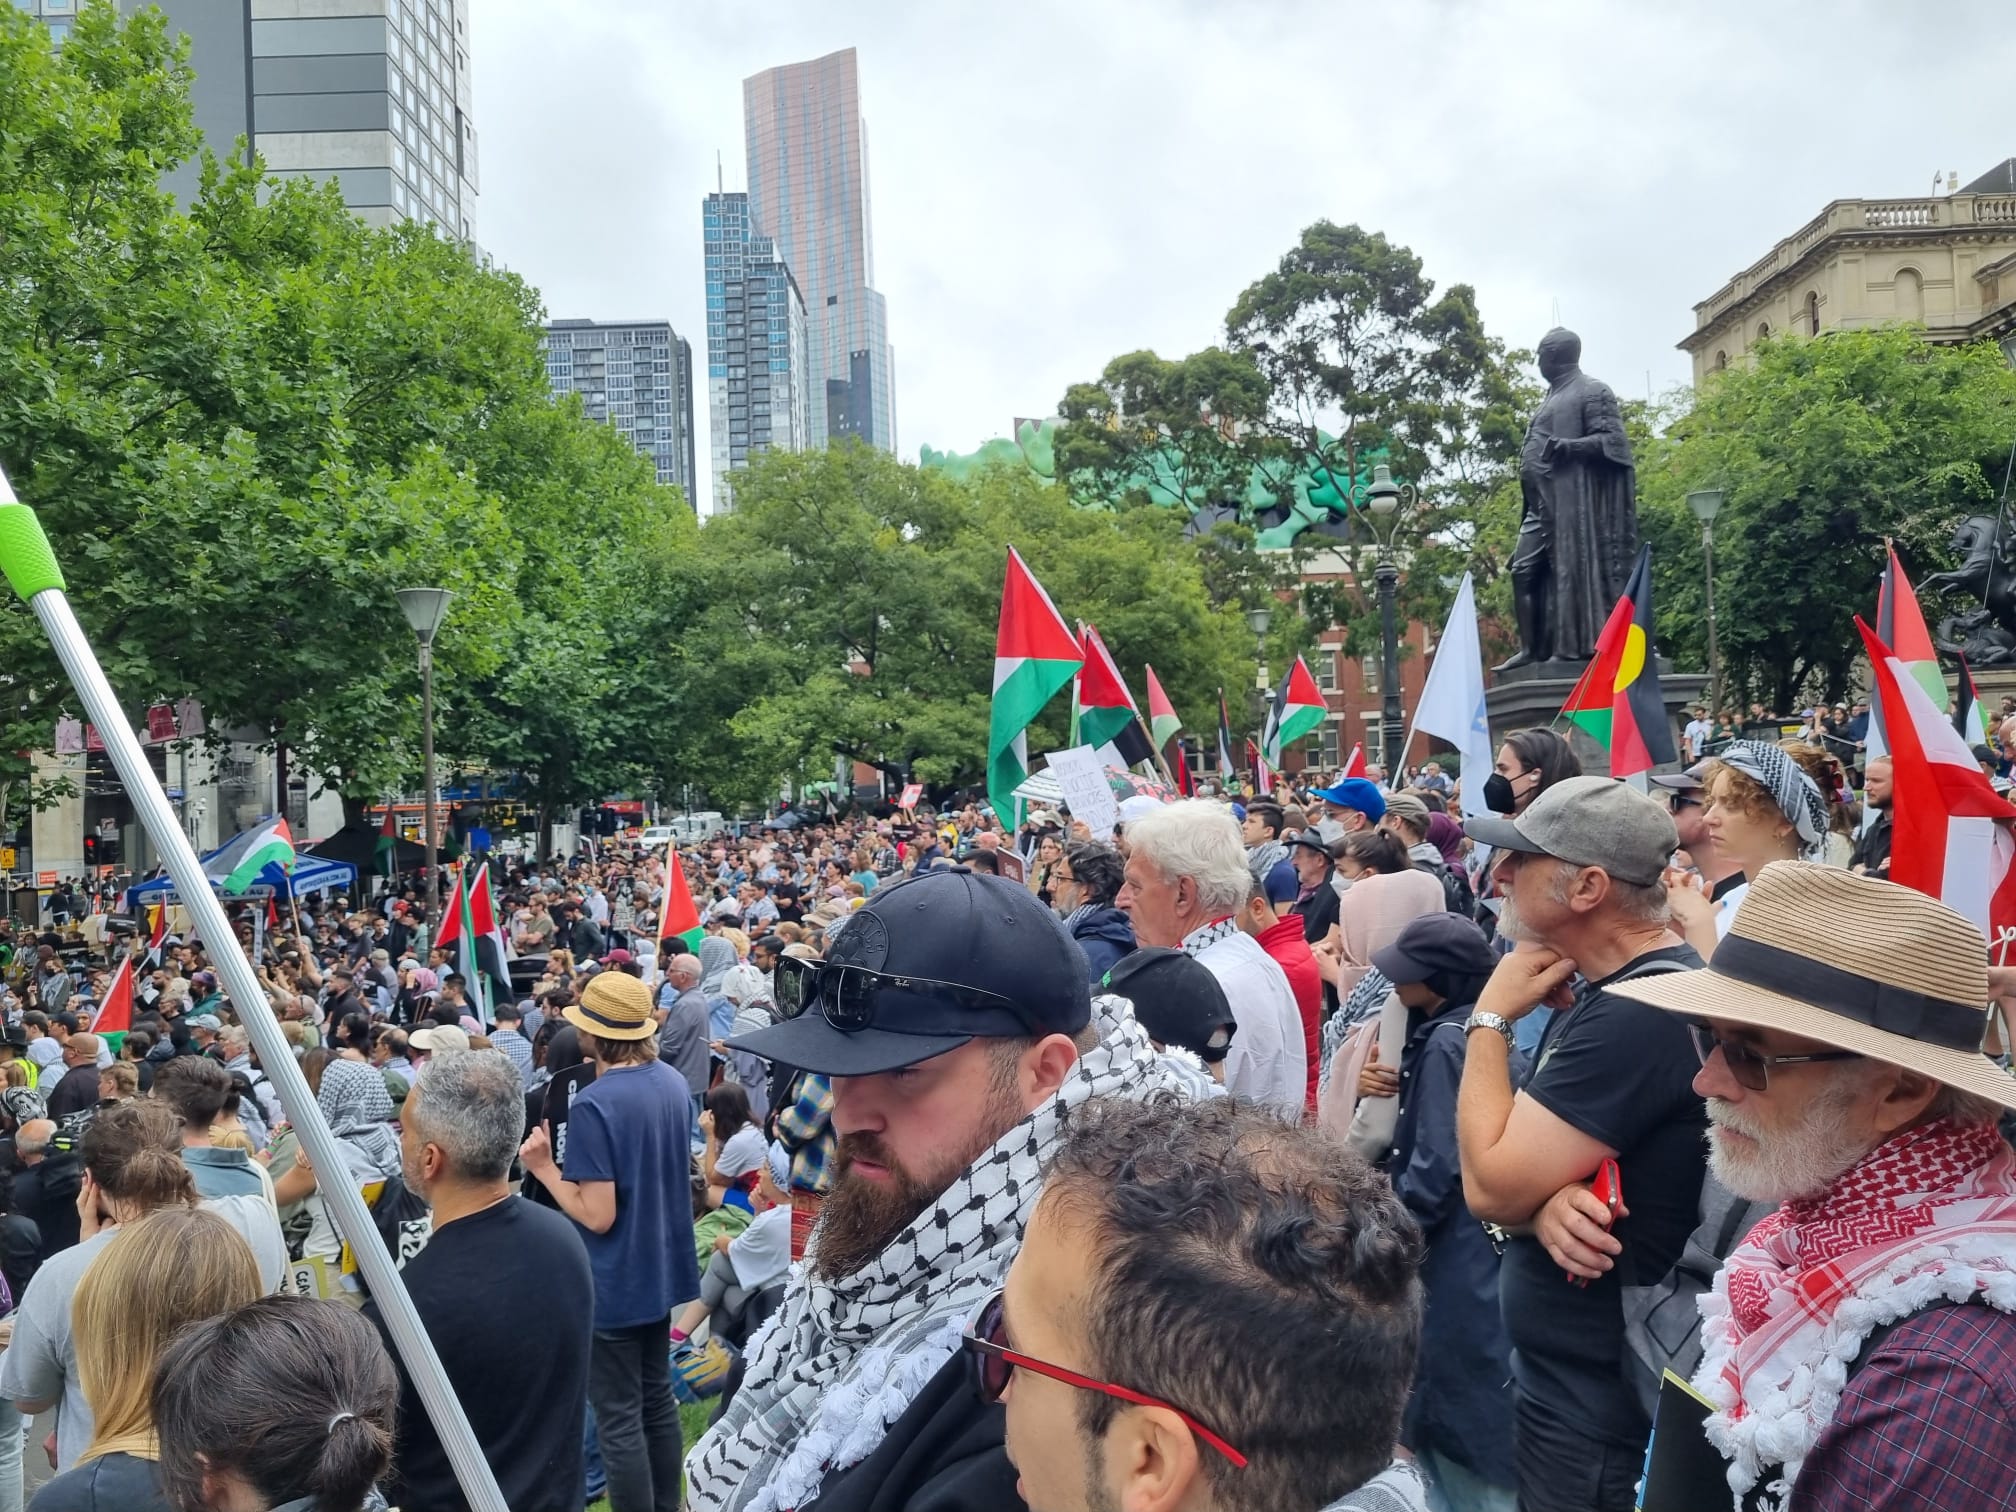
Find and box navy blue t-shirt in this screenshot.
[562,1057,699,1328]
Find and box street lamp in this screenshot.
[396,587,453,928]
[1246,606,1273,777]
[1686,489,1725,716]
[1355,463,1416,779]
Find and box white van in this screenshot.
[668,812,727,843]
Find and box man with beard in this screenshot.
[1848,755,1893,877]
[1455,776,1704,1512]
[689,868,1199,1512]
[1606,864,2016,1512]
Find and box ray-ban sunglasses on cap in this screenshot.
[961,1289,1248,1468]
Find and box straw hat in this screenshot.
[563,970,658,1042]
[1610,860,2016,1109]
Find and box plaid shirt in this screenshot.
[774,1072,835,1195]
[1792,1304,2016,1511]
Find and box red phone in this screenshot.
[1567,1159,1623,1288]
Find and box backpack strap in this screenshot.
[1845,1301,1978,1384]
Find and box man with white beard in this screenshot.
[1453,776,1705,1512]
[1605,863,2016,1512]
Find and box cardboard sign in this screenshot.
[1044,745,1119,840]
[286,1256,334,1299]
[898,783,923,810]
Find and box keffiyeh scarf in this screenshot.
[686,996,1203,1512]
[1695,1118,2016,1509]
[1714,741,1829,860]
[317,1058,402,1182]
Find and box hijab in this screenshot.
[316,1059,401,1182]
[1425,812,1466,868]
[698,936,738,994]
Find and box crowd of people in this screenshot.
[0,730,2004,1512]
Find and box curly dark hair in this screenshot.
[1042,1095,1423,1512]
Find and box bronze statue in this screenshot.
[1929,515,2016,665]
[1497,328,1640,670]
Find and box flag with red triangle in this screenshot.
[1341,743,1368,780]
[89,953,134,1054]
[1857,617,2016,944]
[435,861,511,1019]
[144,903,167,968]
[1145,664,1189,792]
[1076,623,1154,767]
[1558,546,1676,779]
[1262,655,1326,765]
[1870,542,1945,761]
[1247,739,1275,796]
[375,803,399,878]
[1955,655,1988,750]
[987,547,1082,827]
[658,847,705,953]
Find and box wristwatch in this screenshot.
[1464,1009,1515,1046]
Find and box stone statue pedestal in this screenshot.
[1485,661,1708,779]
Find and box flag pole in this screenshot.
[0,477,510,1512]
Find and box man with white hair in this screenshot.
[1117,799,1304,1116]
[656,952,711,1116]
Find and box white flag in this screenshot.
[1408,573,1493,820]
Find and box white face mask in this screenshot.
[1330,872,1355,901]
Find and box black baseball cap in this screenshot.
[727,869,1091,1076]
[1369,912,1497,987]
[1101,947,1238,1063]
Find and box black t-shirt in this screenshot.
[43,1065,100,1132]
[1500,943,1707,1448]
[524,1062,596,1209]
[364,1196,594,1512]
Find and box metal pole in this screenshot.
[0,482,509,1512]
[420,639,438,931]
[1378,552,1403,779]
[1703,521,1721,716]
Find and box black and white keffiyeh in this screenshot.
[1714,741,1829,859]
[686,996,1204,1512]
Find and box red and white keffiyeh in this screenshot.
[1695,1118,2016,1509]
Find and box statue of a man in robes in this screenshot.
[1496,328,1640,670]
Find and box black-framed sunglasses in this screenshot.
[1687,1021,1860,1092]
[773,954,1037,1036]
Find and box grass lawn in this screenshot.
[584,1400,717,1512]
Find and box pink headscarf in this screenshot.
[408,967,439,998]
[1334,869,1447,1000]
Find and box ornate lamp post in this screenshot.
[1356,464,1416,779]
[1246,606,1272,782]
[1686,489,1725,715]
[396,588,453,927]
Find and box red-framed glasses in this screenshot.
[960,1290,1249,1468]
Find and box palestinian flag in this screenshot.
[436,861,511,1021]
[143,903,167,968]
[1869,543,1945,761]
[1857,617,2016,942]
[215,817,296,896]
[1145,665,1182,750]
[987,547,1082,828]
[1247,739,1274,796]
[89,953,134,1055]
[1559,545,1676,779]
[1341,743,1368,780]
[1955,655,1988,750]
[1262,656,1325,765]
[658,847,705,953]
[1217,690,1236,782]
[1076,623,1154,768]
[375,804,398,877]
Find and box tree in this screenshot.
[1054,346,1269,514]
[666,447,1252,806]
[1649,328,2016,710]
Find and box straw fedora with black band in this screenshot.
[1609,860,2016,1109]
[563,970,659,1041]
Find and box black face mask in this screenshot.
[1483,772,1521,815]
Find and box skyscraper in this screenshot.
[17,0,480,236]
[743,47,895,454]
[542,319,698,503]
[703,191,811,513]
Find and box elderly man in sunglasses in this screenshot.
[975,1094,1428,1512]
[687,869,1205,1512]
[1604,863,2016,1512]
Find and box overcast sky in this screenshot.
[472,0,2013,511]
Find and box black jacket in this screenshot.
[810,1350,1017,1512]
[1850,811,1892,876]
[1069,906,1136,985]
[15,1150,82,1261]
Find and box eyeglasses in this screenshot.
[962,1291,1248,1467]
[1668,795,1702,812]
[772,954,1037,1037]
[1687,1021,1860,1091]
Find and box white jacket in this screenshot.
[1192,929,1306,1119]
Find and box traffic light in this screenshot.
[82,834,98,867]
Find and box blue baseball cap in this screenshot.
[1262,858,1300,907]
[1311,777,1386,821]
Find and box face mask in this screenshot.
[1330,872,1355,902]
[1483,772,1521,815]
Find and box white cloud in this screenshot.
[471,0,2014,508]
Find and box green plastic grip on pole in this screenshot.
[0,504,65,602]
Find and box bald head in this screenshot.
[16,1119,54,1159]
[668,953,703,987]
